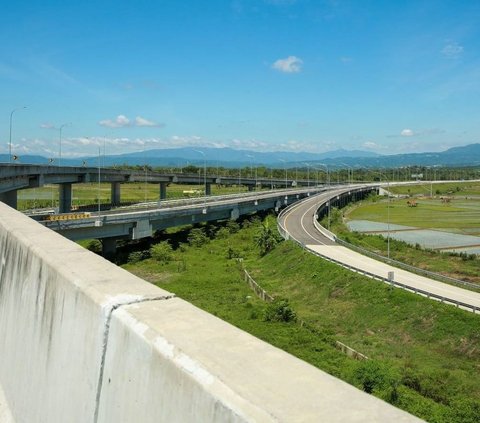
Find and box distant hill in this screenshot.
[1,143,480,168]
[311,143,480,168]
[99,147,380,167]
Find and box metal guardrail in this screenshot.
[334,237,480,291]
[277,191,479,314]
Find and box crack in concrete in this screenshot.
[93,294,176,423]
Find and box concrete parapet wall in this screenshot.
[0,202,420,422]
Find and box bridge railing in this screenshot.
[85,187,326,216]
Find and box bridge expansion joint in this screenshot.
[93,293,176,423]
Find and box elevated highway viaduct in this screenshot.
[40,187,328,256]
[0,164,317,212]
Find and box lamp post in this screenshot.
[279,159,287,189]
[238,166,242,193]
[303,163,311,187]
[373,170,391,260]
[9,106,27,163]
[340,163,353,184]
[246,154,257,190]
[58,123,70,166]
[97,147,101,217]
[194,150,207,208]
[318,163,330,186]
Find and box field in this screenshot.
[346,197,480,236]
[389,181,480,197]
[116,216,480,422]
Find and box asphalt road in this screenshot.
[279,188,480,312]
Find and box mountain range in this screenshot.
[1,143,480,169]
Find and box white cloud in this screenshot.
[340,56,353,64]
[40,123,55,129]
[401,129,414,137]
[135,116,163,127]
[272,56,303,73]
[363,141,378,149]
[99,114,162,128]
[441,42,464,59]
[99,114,131,128]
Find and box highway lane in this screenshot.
[279,187,480,312]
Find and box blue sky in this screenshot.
[1,0,480,158]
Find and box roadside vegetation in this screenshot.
[106,213,480,422]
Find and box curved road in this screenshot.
[279,188,480,312]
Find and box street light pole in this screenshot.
[246,154,257,190]
[304,163,310,187]
[9,106,27,163]
[194,150,206,207]
[318,163,329,186]
[279,159,287,189]
[375,170,391,260]
[340,163,353,184]
[58,123,70,166]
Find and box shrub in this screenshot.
[216,227,230,239]
[264,299,297,323]
[226,220,240,234]
[128,251,143,263]
[226,246,241,259]
[86,239,102,254]
[187,228,209,247]
[150,241,173,263]
[353,360,398,395]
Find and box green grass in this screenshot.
[347,197,480,235]
[119,217,480,422]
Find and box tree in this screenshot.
[255,221,281,255]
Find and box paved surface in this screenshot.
[279,190,480,312]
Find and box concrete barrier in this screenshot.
[0,202,421,422]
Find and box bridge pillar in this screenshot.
[102,237,117,259]
[159,182,168,200]
[0,190,17,209]
[59,183,72,213]
[111,182,121,206]
[205,183,212,196]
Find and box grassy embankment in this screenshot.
[117,215,480,422]
[17,182,250,210]
[334,182,480,285]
